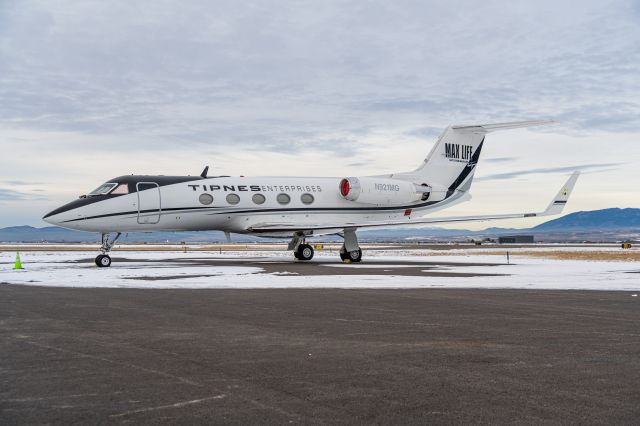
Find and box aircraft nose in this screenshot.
[42,198,90,226]
[42,209,61,225]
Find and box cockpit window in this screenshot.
[110,183,129,195]
[88,183,117,196]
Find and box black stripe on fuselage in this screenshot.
[59,155,480,224]
[44,194,127,219]
[60,197,452,223]
[44,175,205,218]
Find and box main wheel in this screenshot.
[95,254,112,267]
[339,246,362,263]
[296,244,314,261]
[348,248,362,263]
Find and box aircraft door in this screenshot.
[136,182,161,224]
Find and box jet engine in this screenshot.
[339,177,431,206]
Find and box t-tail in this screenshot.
[392,120,555,196]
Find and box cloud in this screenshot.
[0,188,47,201]
[1,180,45,185]
[475,163,623,181]
[0,0,639,225]
[483,157,517,164]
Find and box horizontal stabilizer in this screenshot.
[451,120,555,134]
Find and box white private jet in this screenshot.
[43,120,579,267]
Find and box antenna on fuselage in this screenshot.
[200,166,209,178]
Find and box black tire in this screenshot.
[96,254,111,267]
[296,244,314,261]
[339,245,362,263]
[339,245,348,261]
[348,249,362,263]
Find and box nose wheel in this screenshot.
[95,232,121,267]
[95,254,112,267]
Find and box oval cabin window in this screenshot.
[300,193,314,204]
[199,193,214,205]
[252,193,266,205]
[226,193,240,205]
[276,193,291,205]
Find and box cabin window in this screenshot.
[88,182,117,196]
[300,193,314,204]
[110,183,129,195]
[277,193,290,205]
[199,193,214,205]
[252,193,266,205]
[226,193,240,205]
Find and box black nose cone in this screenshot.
[43,196,106,220]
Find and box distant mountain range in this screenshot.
[0,208,638,243]
[531,208,640,230]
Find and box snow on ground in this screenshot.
[0,249,638,291]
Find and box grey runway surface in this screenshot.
[2,285,639,425]
[73,255,506,278]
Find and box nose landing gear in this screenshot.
[95,232,121,267]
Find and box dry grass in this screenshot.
[0,244,286,252]
[1,244,638,262]
[414,249,640,262]
[507,250,640,262]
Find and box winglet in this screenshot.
[541,171,580,216]
[200,166,209,178]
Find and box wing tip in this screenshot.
[542,171,580,216]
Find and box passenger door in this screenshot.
[136,182,161,224]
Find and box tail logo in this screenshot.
[445,143,473,162]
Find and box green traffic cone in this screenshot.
[14,251,23,270]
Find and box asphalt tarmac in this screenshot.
[73,254,507,278]
[2,285,639,425]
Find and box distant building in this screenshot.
[498,235,535,244]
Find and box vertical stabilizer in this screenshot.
[393,120,554,195]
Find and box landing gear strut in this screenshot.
[340,246,362,263]
[289,234,314,261]
[339,228,362,263]
[95,232,121,267]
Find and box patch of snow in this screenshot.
[0,250,638,291]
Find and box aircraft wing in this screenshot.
[248,172,579,233]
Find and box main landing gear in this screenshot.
[95,232,121,267]
[294,243,315,261]
[339,228,362,263]
[288,229,364,263]
[289,234,315,261]
[340,246,362,263]
[289,233,315,261]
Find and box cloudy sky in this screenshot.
[1,0,639,229]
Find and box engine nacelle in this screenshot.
[339,177,428,205]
